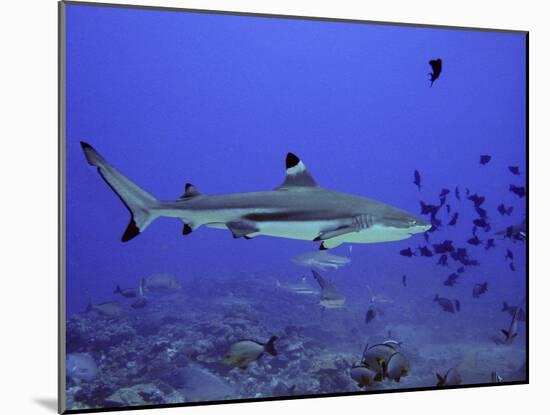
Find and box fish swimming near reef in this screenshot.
[66,353,98,384]
[85,301,124,318]
[350,364,379,388]
[361,343,400,378]
[433,294,456,313]
[501,299,525,345]
[472,282,488,299]
[80,142,430,250]
[311,270,346,308]
[223,336,278,368]
[139,273,180,295]
[291,250,351,271]
[365,305,377,324]
[502,302,526,322]
[435,367,462,386]
[162,365,235,401]
[385,352,410,382]
[276,277,318,296]
[113,286,137,298]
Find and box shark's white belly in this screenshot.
[207,221,413,246]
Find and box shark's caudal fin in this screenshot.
[80,142,160,242]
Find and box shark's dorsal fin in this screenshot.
[276,153,318,190]
[180,183,201,199]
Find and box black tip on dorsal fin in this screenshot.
[182,224,193,235]
[277,152,318,189]
[286,153,300,169]
[181,183,201,199]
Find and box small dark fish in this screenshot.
[456,266,465,274]
[414,170,422,190]
[467,235,482,246]
[455,299,461,312]
[420,201,440,216]
[402,275,407,287]
[502,302,526,322]
[472,282,488,298]
[443,273,458,287]
[437,254,449,267]
[439,188,450,198]
[509,185,526,198]
[430,215,442,230]
[365,305,377,324]
[446,204,451,214]
[475,206,487,218]
[113,286,137,298]
[448,212,458,226]
[497,204,513,216]
[485,238,495,250]
[505,249,514,261]
[464,258,480,267]
[418,245,433,257]
[400,248,416,257]
[473,218,491,231]
[433,240,455,254]
[428,58,442,86]
[434,294,455,313]
[450,248,468,263]
[468,193,485,208]
[508,166,520,175]
[131,297,148,309]
[455,187,460,200]
[479,155,492,165]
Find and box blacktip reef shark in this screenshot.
[80,142,430,249]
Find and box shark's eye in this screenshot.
[409,220,417,226]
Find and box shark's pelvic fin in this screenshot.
[319,239,344,250]
[80,141,160,242]
[226,221,259,238]
[276,153,318,190]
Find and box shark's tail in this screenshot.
[80,142,160,242]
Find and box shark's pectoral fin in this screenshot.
[314,226,358,242]
[226,221,259,239]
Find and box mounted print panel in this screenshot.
[59,1,528,413]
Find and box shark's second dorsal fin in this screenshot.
[180,183,201,199]
[276,153,318,190]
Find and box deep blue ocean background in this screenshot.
[64,3,526,409]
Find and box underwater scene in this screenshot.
[63,4,527,412]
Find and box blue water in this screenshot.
[64,3,526,410]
